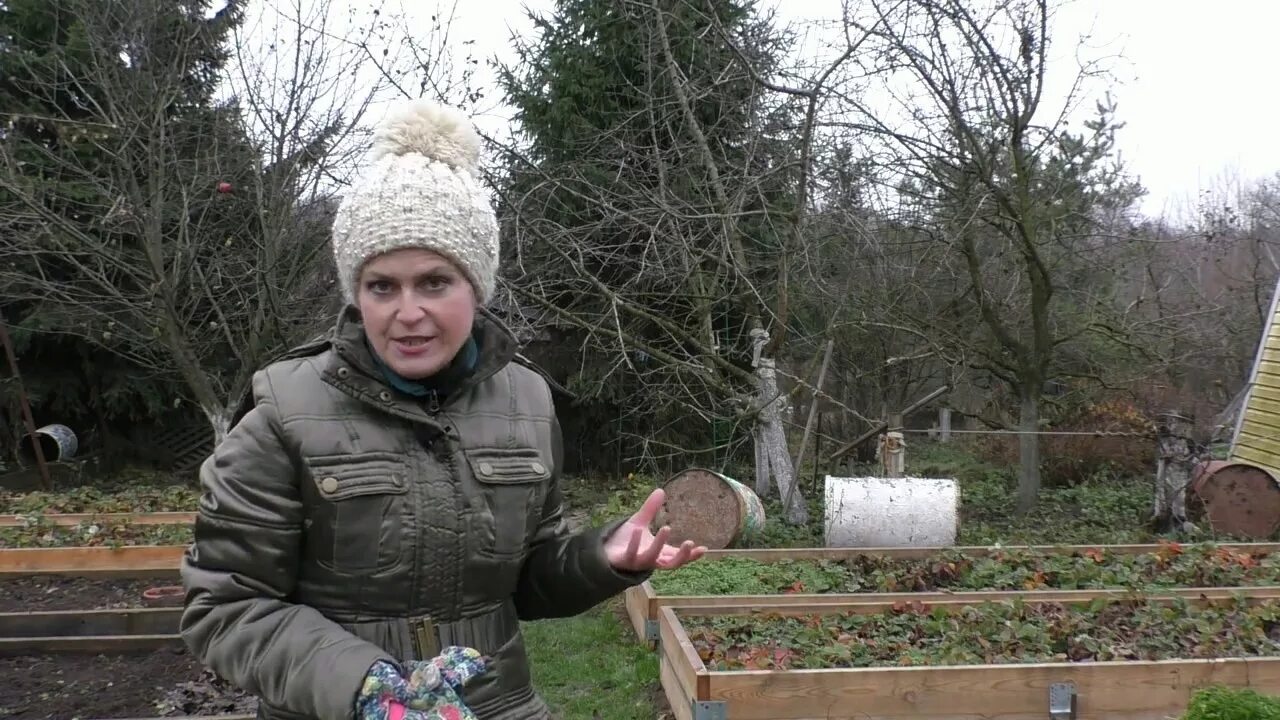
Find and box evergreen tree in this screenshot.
[494,0,797,468]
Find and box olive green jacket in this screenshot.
[179,307,648,720]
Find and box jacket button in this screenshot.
[336,367,350,379]
[531,462,546,475]
[379,391,392,402]
[478,462,494,476]
[320,477,339,494]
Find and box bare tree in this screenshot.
[836,0,1148,511]
[0,0,400,441]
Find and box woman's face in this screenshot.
[356,248,477,380]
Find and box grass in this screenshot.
[518,474,670,719]
[521,600,662,719]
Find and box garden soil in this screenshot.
[0,576,161,612]
[0,647,256,718]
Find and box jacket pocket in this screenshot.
[464,447,549,559]
[304,452,410,576]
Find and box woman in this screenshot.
[179,100,706,720]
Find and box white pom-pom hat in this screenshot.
[331,99,498,305]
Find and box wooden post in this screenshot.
[789,340,834,488]
[879,431,906,478]
[785,340,834,515]
[0,310,51,490]
[827,385,950,464]
[813,410,824,492]
[1152,410,1194,533]
[939,407,952,443]
[751,327,808,524]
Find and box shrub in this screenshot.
[972,398,1154,486]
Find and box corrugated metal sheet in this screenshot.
[1231,275,1280,476]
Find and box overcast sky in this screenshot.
[340,0,1280,222]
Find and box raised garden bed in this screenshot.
[657,594,1280,720]
[0,554,251,718]
[626,541,1280,642]
[0,488,197,550]
[0,571,186,659]
[0,647,256,719]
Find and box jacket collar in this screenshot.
[322,305,520,422]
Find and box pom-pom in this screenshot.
[369,100,481,172]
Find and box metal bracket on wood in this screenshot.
[644,619,660,642]
[692,700,726,720]
[1048,681,1077,719]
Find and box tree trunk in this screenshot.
[203,405,234,446]
[1016,392,1041,514]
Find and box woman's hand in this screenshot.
[356,649,487,720]
[603,489,707,572]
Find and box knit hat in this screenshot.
[331,100,499,304]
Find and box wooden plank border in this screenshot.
[626,541,1280,644]
[0,606,184,656]
[696,541,1280,562]
[0,633,183,655]
[0,511,195,527]
[0,607,181,638]
[0,545,186,578]
[630,585,1280,645]
[91,715,253,720]
[656,595,1280,720]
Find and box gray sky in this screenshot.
[425,0,1280,222]
[240,0,1276,222]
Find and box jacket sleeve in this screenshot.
[512,415,650,620]
[179,371,395,720]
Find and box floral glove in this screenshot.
[356,647,488,720]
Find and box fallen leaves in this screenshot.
[650,544,1280,597]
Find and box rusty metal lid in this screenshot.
[659,468,748,550]
[1192,461,1280,538]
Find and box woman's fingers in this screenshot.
[623,524,643,561]
[644,525,672,565]
[658,540,707,569]
[611,523,707,571]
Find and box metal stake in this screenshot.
[0,310,51,490]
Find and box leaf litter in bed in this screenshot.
[650,542,1280,596]
[0,520,193,548]
[685,595,1280,671]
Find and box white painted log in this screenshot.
[823,475,959,547]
